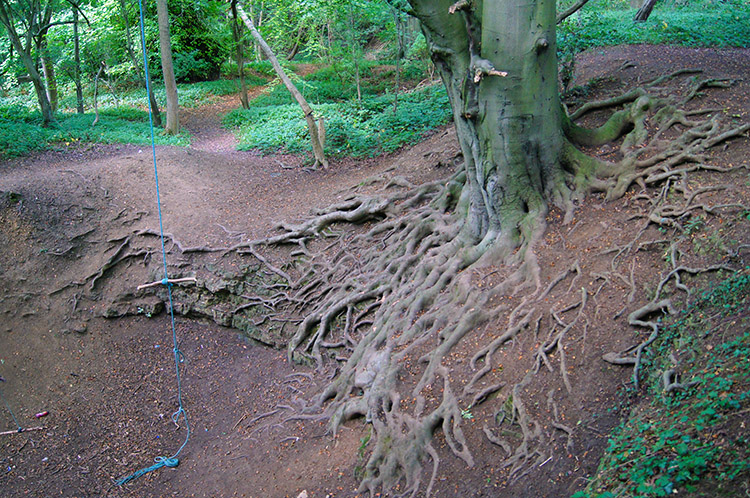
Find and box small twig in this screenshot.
[1,426,44,436]
[137,277,197,290]
[232,412,249,431]
[274,158,294,170]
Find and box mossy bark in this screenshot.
[410,0,567,251]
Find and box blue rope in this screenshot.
[115,0,190,486]
[0,381,23,433]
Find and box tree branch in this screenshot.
[557,0,593,24]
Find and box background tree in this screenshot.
[237,2,328,169]
[230,0,249,109]
[634,0,658,21]
[156,0,179,134]
[71,1,84,113]
[0,0,58,125]
[118,0,162,126]
[166,0,228,82]
[39,18,58,113]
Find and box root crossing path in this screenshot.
[1,46,749,498]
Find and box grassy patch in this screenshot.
[224,84,451,157]
[248,60,416,107]
[576,268,750,497]
[102,77,267,111]
[559,3,750,54]
[0,76,263,156]
[0,107,189,158]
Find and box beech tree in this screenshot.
[407,0,592,255]
[235,1,745,495]
[79,1,747,496]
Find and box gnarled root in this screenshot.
[87,67,748,497]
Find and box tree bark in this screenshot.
[40,36,58,113]
[230,0,249,109]
[237,2,328,169]
[392,7,404,112]
[120,0,161,126]
[348,5,361,104]
[634,0,658,21]
[156,0,179,134]
[38,3,57,113]
[409,0,566,251]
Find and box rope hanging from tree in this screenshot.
[115,0,191,486]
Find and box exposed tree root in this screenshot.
[80,70,749,496]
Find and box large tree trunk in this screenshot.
[410,0,565,252]
[237,2,328,169]
[157,0,179,135]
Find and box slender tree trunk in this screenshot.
[29,60,55,126]
[37,4,57,113]
[392,8,404,113]
[251,4,262,61]
[409,0,565,249]
[120,0,161,126]
[40,36,58,113]
[237,2,328,169]
[287,25,303,60]
[157,0,179,134]
[634,0,658,21]
[92,62,104,126]
[73,6,84,114]
[348,5,361,104]
[231,0,249,109]
[0,4,54,126]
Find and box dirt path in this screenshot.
[0,46,748,498]
[182,94,242,153]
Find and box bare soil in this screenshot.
[0,45,748,498]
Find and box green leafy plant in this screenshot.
[225,83,451,158]
[576,269,750,498]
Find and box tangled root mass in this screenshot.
[74,72,749,497]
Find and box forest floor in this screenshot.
[0,45,749,498]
